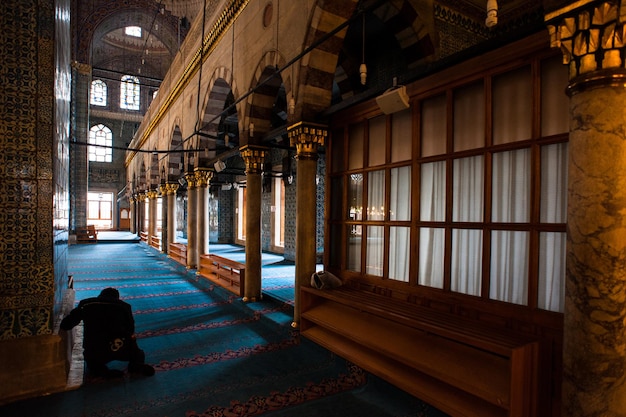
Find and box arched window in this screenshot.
[120,75,140,110]
[88,124,113,162]
[90,79,107,106]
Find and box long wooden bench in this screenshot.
[76,225,98,243]
[300,285,539,417]
[149,235,161,251]
[197,254,245,297]
[168,242,187,267]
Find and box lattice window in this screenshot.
[88,124,113,162]
[90,79,107,107]
[120,75,140,110]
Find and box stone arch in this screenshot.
[149,149,160,190]
[76,0,184,64]
[167,125,184,182]
[245,50,288,144]
[297,0,435,119]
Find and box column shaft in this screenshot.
[186,175,198,269]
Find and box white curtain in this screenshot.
[538,143,568,312]
[419,227,444,288]
[419,161,445,288]
[366,226,384,276]
[389,227,410,281]
[450,156,484,296]
[391,166,411,221]
[492,149,530,222]
[490,231,529,304]
[368,170,385,220]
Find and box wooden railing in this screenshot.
[149,235,161,251]
[139,231,149,242]
[197,254,245,297]
[300,285,539,417]
[168,242,187,267]
[76,225,98,243]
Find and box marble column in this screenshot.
[185,172,198,269]
[288,122,327,327]
[137,193,146,234]
[166,183,179,248]
[147,190,158,240]
[129,196,136,234]
[546,2,626,416]
[159,184,168,253]
[195,169,213,258]
[240,145,268,302]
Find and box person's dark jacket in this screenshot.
[60,294,136,360]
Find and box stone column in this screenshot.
[70,62,90,232]
[159,184,168,252]
[137,193,146,234]
[288,122,327,327]
[195,169,213,258]
[240,145,268,302]
[129,196,136,234]
[147,190,158,240]
[185,172,198,269]
[166,183,179,247]
[546,2,626,416]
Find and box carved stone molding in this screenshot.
[194,168,213,188]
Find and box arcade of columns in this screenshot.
[123,1,626,416]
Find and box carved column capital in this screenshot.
[146,190,159,200]
[166,182,179,195]
[240,145,268,175]
[185,172,198,189]
[71,61,91,75]
[288,121,327,160]
[137,193,146,203]
[158,184,168,196]
[194,168,213,188]
[545,0,626,94]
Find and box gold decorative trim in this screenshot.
[126,0,251,166]
[240,145,268,174]
[288,121,327,160]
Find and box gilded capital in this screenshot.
[185,172,198,189]
[240,145,268,175]
[71,61,91,76]
[545,0,626,92]
[159,184,168,196]
[194,168,214,188]
[166,183,179,195]
[288,121,327,160]
[146,190,159,200]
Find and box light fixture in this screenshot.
[249,122,254,137]
[486,0,498,27]
[221,183,232,190]
[288,96,295,115]
[376,77,410,114]
[360,12,367,85]
[214,160,226,172]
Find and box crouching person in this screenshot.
[61,287,155,378]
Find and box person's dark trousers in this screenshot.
[85,338,149,377]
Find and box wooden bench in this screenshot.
[197,254,245,297]
[168,242,187,267]
[139,231,149,242]
[149,235,161,251]
[300,286,539,417]
[76,225,98,243]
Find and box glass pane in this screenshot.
[490,230,529,305]
[331,128,345,173]
[347,225,362,272]
[453,155,484,222]
[451,229,483,296]
[541,56,569,136]
[419,227,444,288]
[454,81,484,151]
[492,149,530,223]
[348,174,363,220]
[421,94,447,157]
[390,166,411,221]
[391,108,412,162]
[541,143,568,223]
[330,176,344,221]
[348,123,364,169]
[493,66,531,144]
[367,170,385,220]
[369,115,386,167]
[366,226,384,276]
[88,201,100,219]
[100,202,112,219]
[389,226,410,282]
[329,222,341,268]
[538,232,566,312]
[420,161,445,222]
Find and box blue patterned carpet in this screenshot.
[0,243,447,417]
